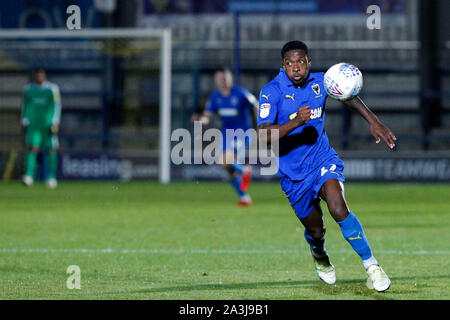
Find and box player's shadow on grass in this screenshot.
[119,274,449,296]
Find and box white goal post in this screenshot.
[0,28,172,184]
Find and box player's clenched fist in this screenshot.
[293,105,311,126]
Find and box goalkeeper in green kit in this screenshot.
[21,67,61,188]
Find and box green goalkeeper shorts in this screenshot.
[26,127,59,150]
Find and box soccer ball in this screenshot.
[324,63,363,101]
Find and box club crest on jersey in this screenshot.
[259,103,271,119]
[311,84,320,95]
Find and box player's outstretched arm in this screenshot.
[344,96,397,149]
[258,105,311,143]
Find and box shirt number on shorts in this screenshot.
[321,164,337,176]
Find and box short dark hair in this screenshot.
[32,67,46,74]
[281,41,309,60]
[215,67,232,74]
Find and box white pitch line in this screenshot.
[0,248,449,255]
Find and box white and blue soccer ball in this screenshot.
[324,63,363,101]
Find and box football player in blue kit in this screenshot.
[257,41,397,292]
[192,68,259,206]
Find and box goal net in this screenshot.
[0,28,172,183]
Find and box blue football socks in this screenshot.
[230,163,244,174]
[337,211,374,263]
[228,163,246,197]
[304,229,327,258]
[230,174,245,197]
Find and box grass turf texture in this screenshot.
[0,181,449,300]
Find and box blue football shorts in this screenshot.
[280,156,345,220]
[222,132,252,160]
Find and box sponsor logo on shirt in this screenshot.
[218,108,238,117]
[289,107,322,121]
[310,107,322,119]
[32,97,47,104]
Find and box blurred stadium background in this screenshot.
[0,0,449,184]
[1,0,450,302]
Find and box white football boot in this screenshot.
[237,194,252,206]
[46,178,58,189]
[22,175,34,186]
[310,248,336,285]
[366,265,391,292]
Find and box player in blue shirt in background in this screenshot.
[192,67,259,206]
[258,41,397,292]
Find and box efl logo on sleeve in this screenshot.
[259,103,271,118]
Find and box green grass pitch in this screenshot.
[0,181,449,300]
